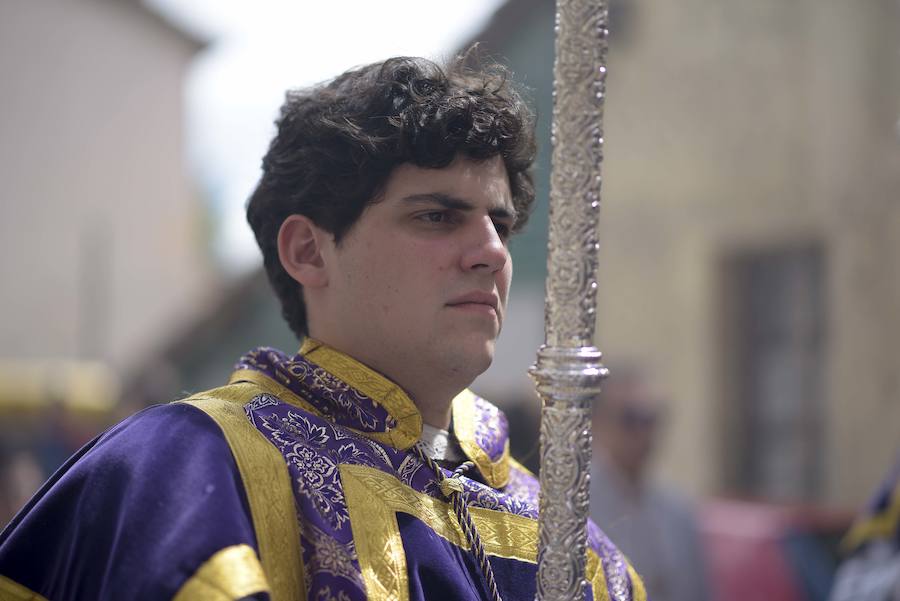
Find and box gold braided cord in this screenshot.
[413,447,503,601]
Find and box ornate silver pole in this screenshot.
[529,1,609,600]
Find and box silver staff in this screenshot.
[529,1,610,600]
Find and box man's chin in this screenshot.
[451,337,496,378]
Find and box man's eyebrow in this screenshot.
[400,193,517,221]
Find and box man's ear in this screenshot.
[277,215,330,288]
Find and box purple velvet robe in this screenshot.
[0,340,646,601]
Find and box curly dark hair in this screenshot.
[247,53,537,339]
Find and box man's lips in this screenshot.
[446,291,500,313]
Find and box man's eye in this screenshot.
[494,222,512,240]
[419,211,450,224]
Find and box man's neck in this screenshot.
[409,388,454,430]
[392,369,461,429]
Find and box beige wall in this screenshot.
[596,0,900,506]
[0,0,214,372]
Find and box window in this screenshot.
[721,245,826,501]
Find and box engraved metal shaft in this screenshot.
[530,1,610,600]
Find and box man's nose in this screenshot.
[460,217,508,273]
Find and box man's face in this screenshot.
[315,155,514,392]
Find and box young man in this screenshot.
[0,56,645,601]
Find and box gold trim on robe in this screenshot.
[587,553,610,601]
[0,575,49,601]
[626,563,648,601]
[299,338,423,449]
[842,479,900,552]
[451,390,510,488]
[181,384,304,601]
[173,544,269,601]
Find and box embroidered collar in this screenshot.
[230,339,511,487]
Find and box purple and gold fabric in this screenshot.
[841,455,900,554]
[0,340,646,601]
[829,455,900,601]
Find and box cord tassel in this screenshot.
[414,446,503,601]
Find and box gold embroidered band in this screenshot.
[182,384,304,601]
[173,544,269,601]
[452,390,510,488]
[0,575,49,601]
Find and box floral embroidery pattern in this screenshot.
[235,348,391,434]
[301,521,365,590]
[397,454,425,489]
[243,392,279,427]
[308,366,381,432]
[472,395,508,462]
[312,586,354,601]
[504,464,542,517]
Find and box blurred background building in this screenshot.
[1,0,899,598]
[0,0,214,371]
[0,0,216,520]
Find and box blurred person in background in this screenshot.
[829,454,900,601]
[0,53,646,600]
[591,364,711,601]
[0,449,45,527]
